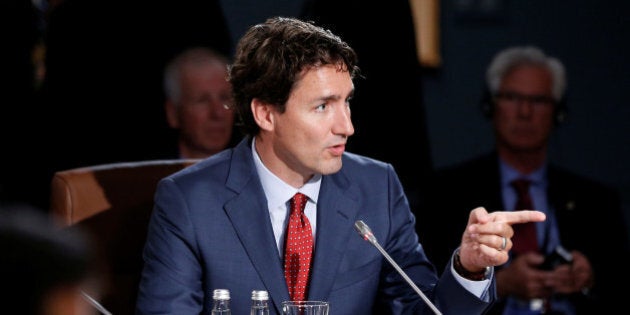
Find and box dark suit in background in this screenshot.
[417,46,630,315]
[417,152,628,314]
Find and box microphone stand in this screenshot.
[81,290,113,315]
[354,220,443,315]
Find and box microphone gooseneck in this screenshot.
[354,220,443,315]
[81,290,113,315]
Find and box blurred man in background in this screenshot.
[417,46,629,315]
[163,47,241,159]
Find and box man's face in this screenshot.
[260,64,355,182]
[173,61,234,157]
[493,65,556,154]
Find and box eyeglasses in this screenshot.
[493,91,556,107]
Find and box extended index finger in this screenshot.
[491,210,546,225]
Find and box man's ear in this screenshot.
[165,100,180,129]
[251,98,275,131]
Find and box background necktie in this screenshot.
[510,179,539,254]
[510,179,550,312]
[284,193,313,301]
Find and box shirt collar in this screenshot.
[251,137,321,210]
[499,158,547,187]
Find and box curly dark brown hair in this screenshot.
[228,16,360,136]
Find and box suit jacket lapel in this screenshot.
[223,138,291,312]
[307,168,360,301]
[221,139,361,310]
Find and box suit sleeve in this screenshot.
[136,178,205,314]
[377,164,495,314]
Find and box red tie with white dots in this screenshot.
[284,192,313,301]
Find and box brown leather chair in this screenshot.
[50,159,200,315]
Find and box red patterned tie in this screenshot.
[284,193,313,301]
[510,179,539,254]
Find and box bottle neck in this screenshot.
[212,299,231,314]
[250,299,269,315]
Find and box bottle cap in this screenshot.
[213,289,230,300]
[251,290,269,301]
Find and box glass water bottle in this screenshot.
[250,290,270,315]
[211,289,231,315]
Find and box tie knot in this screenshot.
[511,178,531,196]
[290,193,308,214]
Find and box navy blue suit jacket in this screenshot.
[136,138,495,314]
[416,152,629,315]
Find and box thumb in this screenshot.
[468,207,491,225]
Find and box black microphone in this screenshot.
[354,220,443,315]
